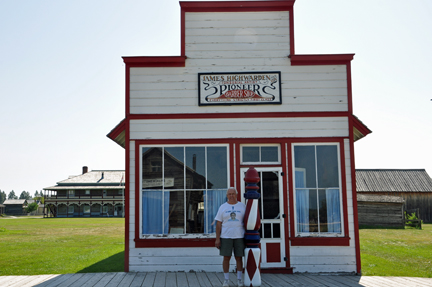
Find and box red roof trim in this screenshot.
[290,54,354,66]
[129,111,349,120]
[352,115,372,137]
[107,119,126,141]
[180,1,295,12]
[122,56,186,67]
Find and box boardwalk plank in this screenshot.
[262,274,289,287]
[325,275,363,287]
[356,276,391,287]
[56,273,86,287]
[92,272,118,287]
[186,273,200,287]
[311,275,352,287]
[204,272,223,287]
[67,273,96,287]
[165,272,177,287]
[153,272,167,287]
[176,273,188,287]
[119,272,137,287]
[81,272,109,287]
[15,275,58,287]
[0,276,14,285]
[38,274,75,287]
[196,272,213,287]
[142,272,156,287]
[1,275,29,287]
[129,272,147,287]
[273,274,305,286]
[103,272,127,287]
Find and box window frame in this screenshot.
[240,144,281,165]
[291,142,345,238]
[139,144,230,239]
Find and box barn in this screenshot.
[107,0,371,274]
[356,169,432,223]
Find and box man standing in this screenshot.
[215,187,246,287]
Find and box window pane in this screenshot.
[317,145,339,188]
[318,189,328,232]
[262,172,280,219]
[273,223,280,238]
[263,223,272,238]
[261,146,278,162]
[308,190,318,232]
[164,147,184,189]
[167,190,184,234]
[325,188,341,233]
[186,147,206,190]
[186,190,204,233]
[207,147,228,189]
[142,147,163,189]
[294,146,317,188]
[243,146,259,162]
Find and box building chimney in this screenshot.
[82,166,88,174]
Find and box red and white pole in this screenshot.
[243,167,261,286]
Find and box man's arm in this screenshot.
[215,220,222,248]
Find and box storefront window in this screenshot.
[293,144,342,236]
[141,145,228,236]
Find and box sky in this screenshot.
[1,0,431,196]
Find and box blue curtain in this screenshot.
[204,189,226,234]
[326,188,341,233]
[295,169,309,233]
[142,190,170,234]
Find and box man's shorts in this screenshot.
[220,238,245,257]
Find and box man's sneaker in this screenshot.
[222,279,230,287]
[237,279,244,287]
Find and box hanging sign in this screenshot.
[198,72,281,106]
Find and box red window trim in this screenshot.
[290,237,350,246]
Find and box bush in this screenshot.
[25,202,38,213]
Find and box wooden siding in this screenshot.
[129,117,349,140]
[357,201,404,228]
[129,64,348,115]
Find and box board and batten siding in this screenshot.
[290,140,357,273]
[129,117,349,140]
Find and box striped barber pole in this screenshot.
[243,167,261,287]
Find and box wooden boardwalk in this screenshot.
[0,272,431,287]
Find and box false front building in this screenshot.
[108,0,371,274]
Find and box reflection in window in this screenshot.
[294,144,342,235]
[241,145,279,164]
[141,146,228,235]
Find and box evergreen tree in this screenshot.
[34,190,39,198]
[8,190,17,200]
[19,191,31,200]
[0,190,6,204]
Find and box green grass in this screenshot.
[360,223,432,277]
[0,217,124,276]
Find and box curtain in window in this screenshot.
[142,190,170,234]
[326,188,341,233]
[295,169,309,233]
[204,189,226,234]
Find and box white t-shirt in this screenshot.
[215,202,246,239]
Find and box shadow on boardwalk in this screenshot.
[0,272,431,287]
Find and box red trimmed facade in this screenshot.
[108,0,371,274]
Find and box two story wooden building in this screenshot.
[108,0,371,274]
[44,167,125,218]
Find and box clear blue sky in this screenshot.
[1,0,431,195]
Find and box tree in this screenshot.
[0,190,6,204]
[34,191,39,198]
[19,191,31,200]
[26,202,38,214]
[8,190,17,200]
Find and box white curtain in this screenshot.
[204,189,226,234]
[295,169,309,233]
[326,188,341,233]
[142,190,170,234]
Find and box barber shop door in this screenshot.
[241,167,285,268]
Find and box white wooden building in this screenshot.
[108,0,371,274]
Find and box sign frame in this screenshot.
[198,71,282,106]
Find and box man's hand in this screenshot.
[215,238,221,249]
